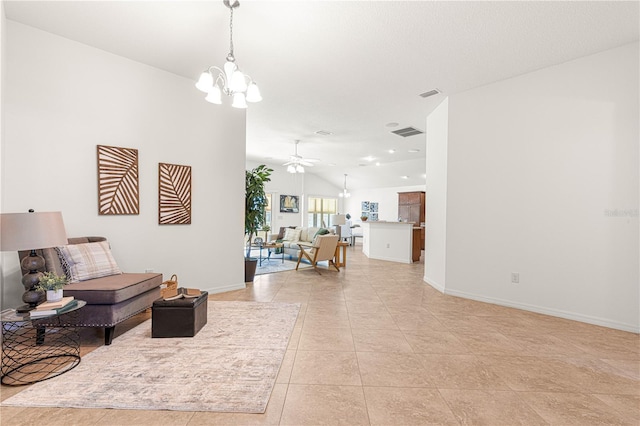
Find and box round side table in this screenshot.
[1,300,86,386]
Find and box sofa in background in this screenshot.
[19,236,162,345]
[270,226,335,259]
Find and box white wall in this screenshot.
[0,3,6,306]
[1,21,247,308]
[439,43,639,332]
[344,184,426,225]
[246,160,341,232]
[424,98,448,292]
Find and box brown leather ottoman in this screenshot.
[151,289,208,338]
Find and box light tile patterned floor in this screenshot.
[1,246,638,425]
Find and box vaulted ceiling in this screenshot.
[4,1,638,189]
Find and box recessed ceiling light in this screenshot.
[422,174,427,179]
[315,130,333,136]
[388,149,396,154]
[363,156,375,162]
[375,162,380,166]
[401,175,409,179]
[385,122,399,128]
[408,149,420,153]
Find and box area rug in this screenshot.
[255,258,311,275]
[2,301,300,413]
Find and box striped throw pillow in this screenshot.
[55,241,122,283]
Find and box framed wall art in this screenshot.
[158,162,192,225]
[280,195,299,213]
[361,200,378,221]
[97,145,140,215]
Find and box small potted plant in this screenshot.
[36,272,68,302]
[360,215,368,222]
[262,224,271,241]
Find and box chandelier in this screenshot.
[339,174,351,198]
[195,0,262,108]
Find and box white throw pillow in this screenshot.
[55,241,122,283]
[283,228,302,242]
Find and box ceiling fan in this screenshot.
[283,140,319,173]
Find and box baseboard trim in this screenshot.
[424,276,445,293]
[201,282,246,295]
[443,288,639,334]
[364,255,412,264]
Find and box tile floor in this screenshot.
[1,246,638,425]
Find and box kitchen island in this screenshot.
[362,221,420,264]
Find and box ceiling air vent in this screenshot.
[315,130,333,136]
[391,127,424,137]
[419,89,440,98]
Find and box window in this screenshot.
[263,193,272,230]
[308,197,337,228]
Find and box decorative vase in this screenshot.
[46,289,64,302]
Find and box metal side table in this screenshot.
[1,300,86,386]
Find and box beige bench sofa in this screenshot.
[20,236,162,345]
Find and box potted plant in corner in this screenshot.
[245,164,273,282]
[36,272,68,302]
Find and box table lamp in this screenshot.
[330,214,346,239]
[0,210,68,312]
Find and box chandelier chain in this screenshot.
[229,6,234,57]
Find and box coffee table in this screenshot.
[1,300,86,386]
[259,242,285,266]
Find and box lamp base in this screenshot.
[20,250,46,311]
[16,304,36,313]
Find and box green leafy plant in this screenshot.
[35,272,68,291]
[245,165,273,258]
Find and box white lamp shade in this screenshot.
[0,211,68,251]
[287,165,296,173]
[205,85,222,104]
[330,214,346,226]
[195,71,213,93]
[295,164,305,173]
[232,92,247,109]
[229,70,247,93]
[246,82,262,102]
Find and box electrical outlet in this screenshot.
[511,272,520,284]
[145,268,154,273]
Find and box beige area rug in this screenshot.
[2,301,300,413]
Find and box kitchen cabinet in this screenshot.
[398,191,425,250]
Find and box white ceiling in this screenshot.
[4,1,639,190]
